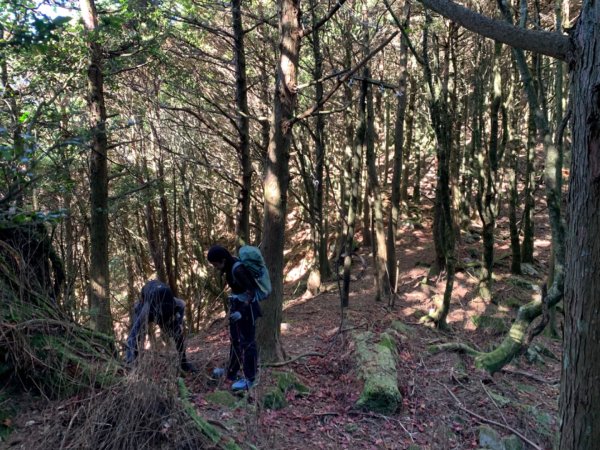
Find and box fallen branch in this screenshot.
[438,381,541,450]
[264,351,325,367]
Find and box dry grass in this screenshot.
[27,353,214,450]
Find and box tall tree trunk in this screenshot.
[361,5,390,302]
[476,42,503,302]
[80,0,113,336]
[386,4,410,303]
[231,0,252,245]
[257,0,301,363]
[341,21,357,308]
[401,77,416,205]
[158,162,177,294]
[308,0,330,291]
[559,3,600,447]
[421,12,456,328]
[520,109,536,263]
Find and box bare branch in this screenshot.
[291,31,399,125]
[416,0,570,61]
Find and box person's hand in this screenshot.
[229,311,242,322]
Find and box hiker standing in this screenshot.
[207,245,265,391]
[125,279,195,372]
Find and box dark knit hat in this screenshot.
[207,245,232,263]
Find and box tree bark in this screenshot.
[257,0,301,363]
[559,3,600,447]
[386,4,410,302]
[80,0,113,336]
[361,5,390,302]
[231,0,252,246]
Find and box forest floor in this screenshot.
[181,205,561,450]
[2,204,561,450]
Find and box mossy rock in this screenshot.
[205,390,239,408]
[471,315,509,333]
[478,425,503,450]
[354,332,401,415]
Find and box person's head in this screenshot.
[207,245,232,271]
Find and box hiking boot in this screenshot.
[231,378,254,391]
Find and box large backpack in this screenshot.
[233,245,272,301]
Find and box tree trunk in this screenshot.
[386,4,410,302]
[520,110,536,263]
[231,0,252,246]
[80,0,113,336]
[307,0,330,291]
[257,0,301,363]
[559,3,600,447]
[420,12,456,328]
[476,42,503,302]
[361,5,390,302]
[341,20,357,308]
[401,77,416,205]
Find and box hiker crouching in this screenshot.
[125,279,195,372]
[207,245,262,391]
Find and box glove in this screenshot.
[229,311,242,322]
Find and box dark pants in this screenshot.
[227,309,258,382]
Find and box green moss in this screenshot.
[390,321,413,336]
[379,333,397,356]
[262,388,286,410]
[206,390,239,408]
[507,276,537,290]
[272,371,309,395]
[504,297,524,309]
[177,378,221,444]
[471,315,509,333]
[354,332,401,415]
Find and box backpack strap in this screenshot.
[231,261,243,286]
